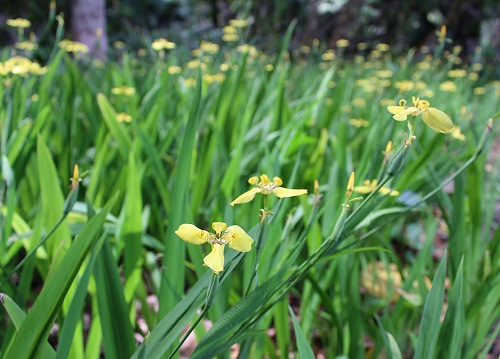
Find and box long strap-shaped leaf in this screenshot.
[158,70,203,316]
[94,237,137,359]
[191,264,290,358]
[4,198,114,359]
[0,294,56,359]
[413,250,447,359]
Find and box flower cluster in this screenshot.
[176,174,307,273]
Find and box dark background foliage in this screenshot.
[1,0,499,63]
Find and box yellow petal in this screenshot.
[175,224,210,245]
[225,225,253,252]
[392,107,419,121]
[353,185,372,194]
[203,244,225,273]
[421,108,454,133]
[346,172,355,198]
[272,187,308,198]
[387,105,405,115]
[230,187,262,206]
[212,222,227,235]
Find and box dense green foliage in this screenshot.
[1,19,499,359]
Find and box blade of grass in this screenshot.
[4,198,114,359]
[93,237,137,359]
[0,293,56,359]
[289,305,315,359]
[158,71,203,316]
[56,232,107,359]
[413,251,447,359]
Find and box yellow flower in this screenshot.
[230,175,307,206]
[4,56,32,75]
[349,118,369,128]
[116,112,132,123]
[447,69,467,78]
[59,40,89,54]
[29,62,48,76]
[6,18,31,29]
[113,41,125,49]
[167,65,182,74]
[335,39,349,48]
[222,33,239,42]
[439,80,457,92]
[222,25,237,34]
[111,86,136,96]
[387,96,454,133]
[199,41,220,54]
[357,42,368,51]
[354,179,399,196]
[375,43,390,52]
[229,19,249,28]
[321,50,336,61]
[15,41,37,51]
[175,222,253,273]
[151,38,176,51]
[473,87,485,95]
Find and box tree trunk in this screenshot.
[70,0,108,59]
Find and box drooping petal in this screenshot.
[203,244,225,273]
[272,187,308,198]
[225,225,253,252]
[387,105,405,115]
[230,187,262,206]
[378,187,391,195]
[421,108,454,133]
[389,190,400,196]
[175,224,210,245]
[391,107,419,121]
[353,185,372,194]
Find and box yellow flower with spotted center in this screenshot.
[387,96,454,133]
[230,174,307,206]
[175,222,253,273]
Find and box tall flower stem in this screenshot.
[167,273,219,359]
[244,216,268,296]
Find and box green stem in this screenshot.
[0,215,67,288]
[167,305,209,359]
[244,218,267,296]
[346,117,495,244]
[168,273,219,359]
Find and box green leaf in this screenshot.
[37,135,71,257]
[0,294,56,359]
[96,93,132,159]
[122,151,144,306]
[386,332,403,359]
[93,238,137,359]
[289,305,315,359]
[354,207,408,230]
[413,251,447,359]
[158,70,203,316]
[56,233,107,359]
[437,257,464,359]
[191,264,290,358]
[4,198,114,359]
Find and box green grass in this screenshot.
[1,21,500,359]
